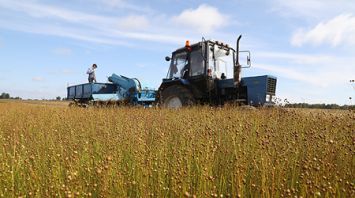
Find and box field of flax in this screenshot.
[0,101,354,197]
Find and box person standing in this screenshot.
[87,64,97,83]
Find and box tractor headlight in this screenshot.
[265,94,271,102]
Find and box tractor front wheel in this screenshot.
[160,85,195,108]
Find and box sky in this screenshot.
[0,0,354,104]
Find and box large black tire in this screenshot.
[160,85,195,108]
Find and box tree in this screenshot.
[56,96,61,100]
[0,92,10,99]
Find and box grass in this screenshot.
[0,101,354,197]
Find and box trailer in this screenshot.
[67,74,156,107]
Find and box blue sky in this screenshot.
[0,0,354,104]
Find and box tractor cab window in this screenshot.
[208,44,234,79]
[168,51,188,79]
[190,48,205,76]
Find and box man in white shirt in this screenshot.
[87,64,97,83]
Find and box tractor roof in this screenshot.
[173,40,235,54]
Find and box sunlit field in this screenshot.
[0,101,354,197]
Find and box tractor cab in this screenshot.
[165,40,241,81]
[166,41,204,80]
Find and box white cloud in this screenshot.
[172,4,228,34]
[96,0,152,13]
[253,63,324,86]
[2,1,234,48]
[256,51,333,65]
[253,51,354,88]
[271,0,327,19]
[271,0,355,19]
[291,14,355,47]
[32,77,45,82]
[0,0,187,46]
[0,1,109,24]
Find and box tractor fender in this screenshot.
[158,79,190,91]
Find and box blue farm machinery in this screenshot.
[67,35,277,107]
[67,74,156,107]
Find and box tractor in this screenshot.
[157,35,277,107]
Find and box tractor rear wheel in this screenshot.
[160,85,195,108]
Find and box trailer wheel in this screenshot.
[160,85,195,108]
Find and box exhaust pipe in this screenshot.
[234,35,242,86]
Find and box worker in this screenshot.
[181,63,189,78]
[181,54,190,78]
[221,73,226,80]
[87,64,97,83]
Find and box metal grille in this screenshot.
[267,77,277,94]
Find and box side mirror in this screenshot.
[165,56,171,61]
[239,50,251,68]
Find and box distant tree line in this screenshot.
[0,92,21,100]
[284,103,354,110]
[0,92,67,101]
[55,96,68,101]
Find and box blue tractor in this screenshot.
[157,35,277,107]
[67,35,277,107]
